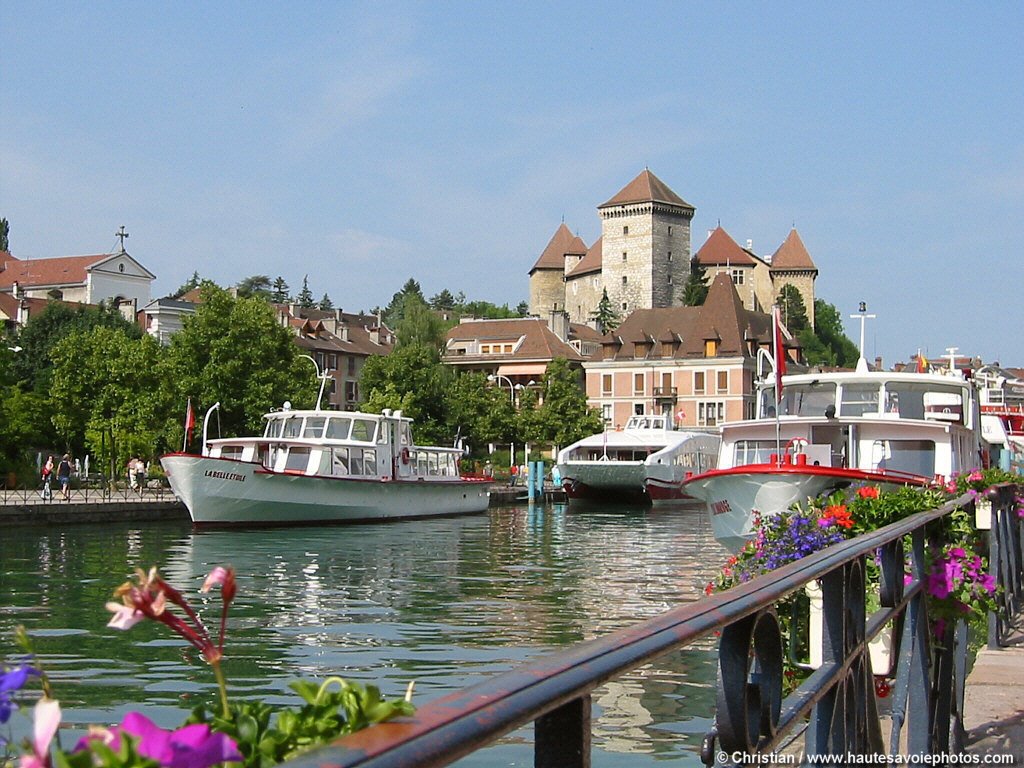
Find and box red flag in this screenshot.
[773,307,787,403]
[184,398,196,445]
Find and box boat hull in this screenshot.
[161,454,491,526]
[556,461,651,505]
[682,465,928,551]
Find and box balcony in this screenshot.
[653,386,677,404]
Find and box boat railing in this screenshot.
[281,484,1022,768]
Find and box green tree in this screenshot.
[271,276,291,303]
[319,293,334,311]
[682,258,709,306]
[11,301,142,394]
[174,272,202,298]
[429,289,456,312]
[383,278,425,327]
[297,275,315,308]
[590,289,620,333]
[446,371,516,451]
[0,218,9,251]
[236,275,272,300]
[162,285,316,439]
[395,296,448,350]
[798,299,859,368]
[359,344,454,444]
[516,301,530,317]
[50,326,164,472]
[525,358,602,449]
[778,285,809,333]
[458,300,519,319]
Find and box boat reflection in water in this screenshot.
[5,503,727,766]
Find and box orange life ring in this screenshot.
[400,447,410,465]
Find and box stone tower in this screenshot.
[597,170,695,315]
[528,223,587,317]
[769,228,818,329]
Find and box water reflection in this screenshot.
[1,503,728,766]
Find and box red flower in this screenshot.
[822,504,854,529]
[857,486,880,499]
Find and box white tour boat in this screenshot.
[555,413,720,504]
[161,401,490,526]
[975,364,1024,469]
[681,363,983,550]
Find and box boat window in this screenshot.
[868,439,935,477]
[350,419,377,442]
[733,440,779,466]
[265,419,284,438]
[362,449,376,475]
[839,384,880,417]
[779,382,836,417]
[282,417,303,438]
[326,417,352,439]
[303,417,326,438]
[284,448,310,472]
[219,445,244,460]
[331,448,349,475]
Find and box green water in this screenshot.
[1,503,729,766]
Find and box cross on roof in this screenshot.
[115,225,129,253]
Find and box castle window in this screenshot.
[622,302,628,311]
[622,276,628,285]
[731,269,745,285]
[622,251,627,261]
[623,225,629,235]
[667,251,672,262]
[668,225,673,235]
[667,275,673,285]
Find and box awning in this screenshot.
[497,363,548,377]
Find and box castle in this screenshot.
[527,169,818,329]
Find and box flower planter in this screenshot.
[804,582,894,676]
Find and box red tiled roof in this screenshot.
[599,169,694,211]
[601,273,777,360]
[0,253,111,288]
[530,223,588,273]
[566,236,603,278]
[444,317,584,362]
[770,229,817,270]
[694,226,758,267]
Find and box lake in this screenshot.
[0,502,729,766]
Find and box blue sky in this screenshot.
[2,2,1022,366]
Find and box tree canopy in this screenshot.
[682,258,709,306]
[590,289,620,333]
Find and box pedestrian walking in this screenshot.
[40,455,54,500]
[57,454,72,501]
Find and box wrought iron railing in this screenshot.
[280,487,1021,768]
[0,479,177,505]
[986,483,1023,649]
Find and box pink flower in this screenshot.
[20,698,60,768]
[76,712,241,768]
[105,602,145,630]
[968,470,983,483]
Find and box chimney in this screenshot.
[340,323,349,342]
[548,308,570,342]
[290,303,301,319]
[746,239,753,251]
[12,281,19,298]
[370,327,381,345]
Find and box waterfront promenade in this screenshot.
[965,625,1024,761]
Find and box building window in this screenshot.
[348,356,356,376]
[667,251,672,262]
[623,225,629,235]
[602,374,612,395]
[698,401,725,427]
[633,373,644,395]
[622,276,628,285]
[705,340,718,357]
[731,269,744,285]
[668,225,673,235]
[667,275,673,285]
[602,403,612,425]
[717,370,729,393]
[694,371,705,394]
[622,251,627,261]
[504,344,513,353]
[634,403,645,415]
[345,381,358,403]
[622,302,628,311]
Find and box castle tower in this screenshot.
[769,228,818,329]
[597,170,695,316]
[528,223,587,316]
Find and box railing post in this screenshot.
[535,694,590,768]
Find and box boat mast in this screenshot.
[849,301,876,374]
[300,354,332,410]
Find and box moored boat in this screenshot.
[555,414,720,505]
[682,364,983,550]
[161,403,490,526]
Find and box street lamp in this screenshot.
[487,373,516,468]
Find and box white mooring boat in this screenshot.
[555,413,720,505]
[161,398,490,526]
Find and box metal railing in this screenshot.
[281,487,1021,768]
[0,479,177,506]
[987,483,1023,648]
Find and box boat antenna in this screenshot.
[299,354,331,410]
[945,347,959,377]
[849,301,876,374]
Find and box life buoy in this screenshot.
[400,447,410,465]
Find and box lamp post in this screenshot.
[488,374,516,468]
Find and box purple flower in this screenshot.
[1,665,39,725]
[76,712,242,768]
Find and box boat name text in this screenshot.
[710,499,732,516]
[204,469,246,482]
